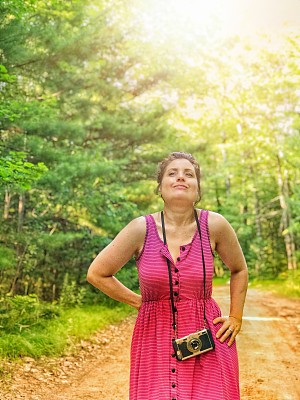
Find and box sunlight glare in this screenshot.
[138,0,229,42]
[136,0,300,47]
[164,0,226,26]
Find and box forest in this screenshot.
[0,0,299,310]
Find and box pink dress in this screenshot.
[130,210,240,400]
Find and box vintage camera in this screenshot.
[173,328,215,361]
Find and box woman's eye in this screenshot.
[168,172,175,176]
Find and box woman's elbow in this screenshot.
[86,267,95,285]
[86,263,100,285]
[86,263,111,287]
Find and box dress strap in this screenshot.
[199,210,214,257]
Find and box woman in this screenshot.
[87,151,248,400]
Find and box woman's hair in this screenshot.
[155,151,201,202]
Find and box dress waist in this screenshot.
[142,297,212,303]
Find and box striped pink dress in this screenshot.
[130,210,240,400]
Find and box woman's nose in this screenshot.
[177,173,185,180]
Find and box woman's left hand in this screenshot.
[213,316,242,347]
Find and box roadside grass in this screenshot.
[0,302,135,359]
[249,278,300,299]
[213,271,300,299]
[213,276,230,286]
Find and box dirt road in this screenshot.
[1,286,299,400]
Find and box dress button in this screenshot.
[175,280,179,285]
[172,398,176,400]
[181,246,185,251]
[177,257,180,261]
[172,383,176,388]
[172,368,176,373]
[174,268,179,273]
[174,292,178,296]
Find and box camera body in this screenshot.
[173,328,215,361]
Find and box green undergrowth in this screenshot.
[213,271,300,299]
[213,276,230,286]
[0,302,135,359]
[249,277,300,299]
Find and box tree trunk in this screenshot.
[253,190,262,239]
[277,155,297,270]
[242,204,248,226]
[221,132,231,196]
[9,244,28,295]
[215,181,222,212]
[17,192,25,232]
[52,283,56,302]
[249,166,263,273]
[3,189,11,219]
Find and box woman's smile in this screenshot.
[173,184,188,190]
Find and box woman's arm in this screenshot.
[86,217,146,310]
[208,212,248,346]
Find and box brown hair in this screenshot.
[155,151,201,202]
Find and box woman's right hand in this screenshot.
[133,294,142,311]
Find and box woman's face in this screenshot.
[159,158,199,205]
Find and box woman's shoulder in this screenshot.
[127,215,147,235]
[126,215,151,257]
[120,216,147,254]
[129,212,163,239]
[197,209,230,230]
[205,210,234,238]
[206,210,227,223]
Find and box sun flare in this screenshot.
[135,0,300,47]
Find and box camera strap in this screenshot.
[161,209,207,339]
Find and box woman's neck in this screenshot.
[162,205,196,227]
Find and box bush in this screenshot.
[59,273,86,308]
[0,294,60,333]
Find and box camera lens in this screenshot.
[190,339,200,351]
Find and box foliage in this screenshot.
[59,273,86,307]
[0,0,299,307]
[250,270,300,299]
[0,150,48,190]
[0,301,134,359]
[0,294,60,333]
